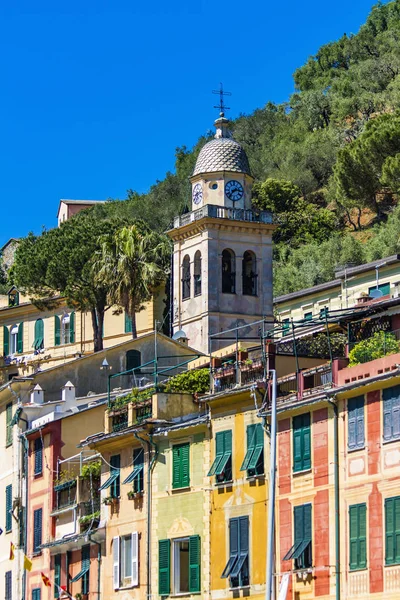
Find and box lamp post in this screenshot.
[100,358,112,407]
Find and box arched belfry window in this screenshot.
[194,251,202,296]
[182,255,191,300]
[222,249,236,294]
[242,251,257,296]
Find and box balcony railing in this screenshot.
[173,204,273,229]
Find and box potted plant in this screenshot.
[103,496,115,506]
[241,358,254,372]
[127,490,143,500]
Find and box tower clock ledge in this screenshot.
[171,204,275,230]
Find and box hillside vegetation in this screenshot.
[115,0,400,296]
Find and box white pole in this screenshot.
[265,369,277,600]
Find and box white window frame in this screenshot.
[113,533,138,590]
[10,325,18,354]
[61,314,70,345]
[173,536,190,596]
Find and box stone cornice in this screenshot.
[168,216,275,242]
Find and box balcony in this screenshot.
[173,204,273,229]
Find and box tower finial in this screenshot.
[212,83,231,118]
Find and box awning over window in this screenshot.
[123,464,144,485]
[283,539,311,561]
[221,556,238,579]
[99,471,119,491]
[54,480,76,493]
[70,567,89,583]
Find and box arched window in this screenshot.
[194,251,202,296]
[126,349,142,373]
[34,319,44,350]
[10,324,19,354]
[222,249,236,294]
[182,255,191,300]
[242,251,257,296]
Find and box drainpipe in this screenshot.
[134,432,158,600]
[89,534,102,600]
[328,398,340,600]
[20,433,29,600]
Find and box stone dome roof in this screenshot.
[192,137,251,177]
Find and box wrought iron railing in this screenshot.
[173,204,273,228]
[112,412,128,432]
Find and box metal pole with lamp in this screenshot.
[266,369,277,600]
[100,358,112,407]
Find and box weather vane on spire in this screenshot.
[212,83,232,117]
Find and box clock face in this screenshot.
[192,183,203,205]
[225,180,244,202]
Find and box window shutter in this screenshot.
[302,413,311,470]
[172,445,181,489]
[5,485,12,532]
[54,316,61,346]
[239,516,249,553]
[356,397,365,448]
[131,532,139,586]
[113,536,120,589]
[54,555,61,599]
[181,443,190,488]
[395,497,400,564]
[393,396,400,439]
[33,588,41,600]
[349,506,358,569]
[358,504,367,569]
[69,312,75,344]
[348,398,357,450]
[293,419,303,472]
[125,312,132,334]
[294,505,304,543]
[303,504,312,541]
[34,438,43,475]
[33,508,43,552]
[5,572,12,600]
[189,535,201,593]
[34,319,44,350]
[17,322,23,353]
[6,403,12,446]
[158,539,170,596]
[3,326,9,355]
[110,455,120,498]
[230,518,239,558]
[241,425,256,471]
[386,498,394,565]
[224,429,232,455]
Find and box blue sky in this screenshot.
[1,0,377,247]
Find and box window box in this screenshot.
[103,496,119,506]
[127,491,143,500]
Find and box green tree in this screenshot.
[94,225,171,338]
[349,331,400,366]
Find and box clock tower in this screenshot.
[168,113,275,354]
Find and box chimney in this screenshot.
[31,384,44,404]
[62,381,76,411]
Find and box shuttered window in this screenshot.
[54,555,61,599]
[33,508,43,553]
[5,571,12,600]
[348,396,365,450]
[125,312,133,334]
[221,516,249,588]
[54,316,61,346]
[113,536,120,590]
[208,430,232,482]
[6,485,12,532]
[284,504,312,568]
[81,545,90,594]
[110,455,120,498]
[17,322,23,353]
[349,503,367,570]
[240,424,264,476]
[293,413,311,472]
[34,438,43,476]
[6,403,13,446]
[385,496,400,565]
[3,326,9,356]
[172,443,190,489]
[188,535,201,593]
[69,312,75,344]
[159,539,171,596]
[32,589,41,600]
[33,319,44,351]
[383,385,400,442]
[282,318,290,336]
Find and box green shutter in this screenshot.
[33,508,42,552]
[3,326,9,355]
[294,505,304,544]
[293,420,303,472]
[17,322,23,353]
[5,485,12,532]
[110,455,120,498]
[386,496,400,565]
[158,539,170,596]
[208,432,224,476]
[293,413,311,472]
[125,312,132,334]
[69,312,75,343]
[34,319,44,350]
[248,424,264,472]
[189,535,201,593]
[54,555,61,599]
[6,404,12,446]
[32,588,41,600]
[34,438,43,475]
[349,504,367,570]
[240,425,256,471]
[172,443,190,489]
[54,316,61,346]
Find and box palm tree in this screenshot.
[94,224,171,338]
